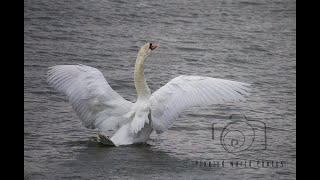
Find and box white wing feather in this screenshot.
[150,75,250,134]
[46,64,133,131]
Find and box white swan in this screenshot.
[47,43,250,146]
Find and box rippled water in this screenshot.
[24,0,296,179]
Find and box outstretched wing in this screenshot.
[150,75,250,134]
[47,64,133,131]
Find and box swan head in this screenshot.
[138,43,158,59]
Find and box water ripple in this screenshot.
[25,0,295,179]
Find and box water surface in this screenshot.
[24,0,296,179]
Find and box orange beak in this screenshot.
[150,44,158,50]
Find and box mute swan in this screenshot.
[47,43,250,146]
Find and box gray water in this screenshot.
[24,0,296,179]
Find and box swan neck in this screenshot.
[134,54,151,100]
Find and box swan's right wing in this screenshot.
[150,75,250,134]
[47,64,133,131]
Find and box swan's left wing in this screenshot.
[47,64,133,131]
[150,75,250,134]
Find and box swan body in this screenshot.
[47,43,250,146]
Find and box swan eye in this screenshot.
[149,43,152,50]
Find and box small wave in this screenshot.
[175,47,207,52]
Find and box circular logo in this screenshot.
[220,120,255,153]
